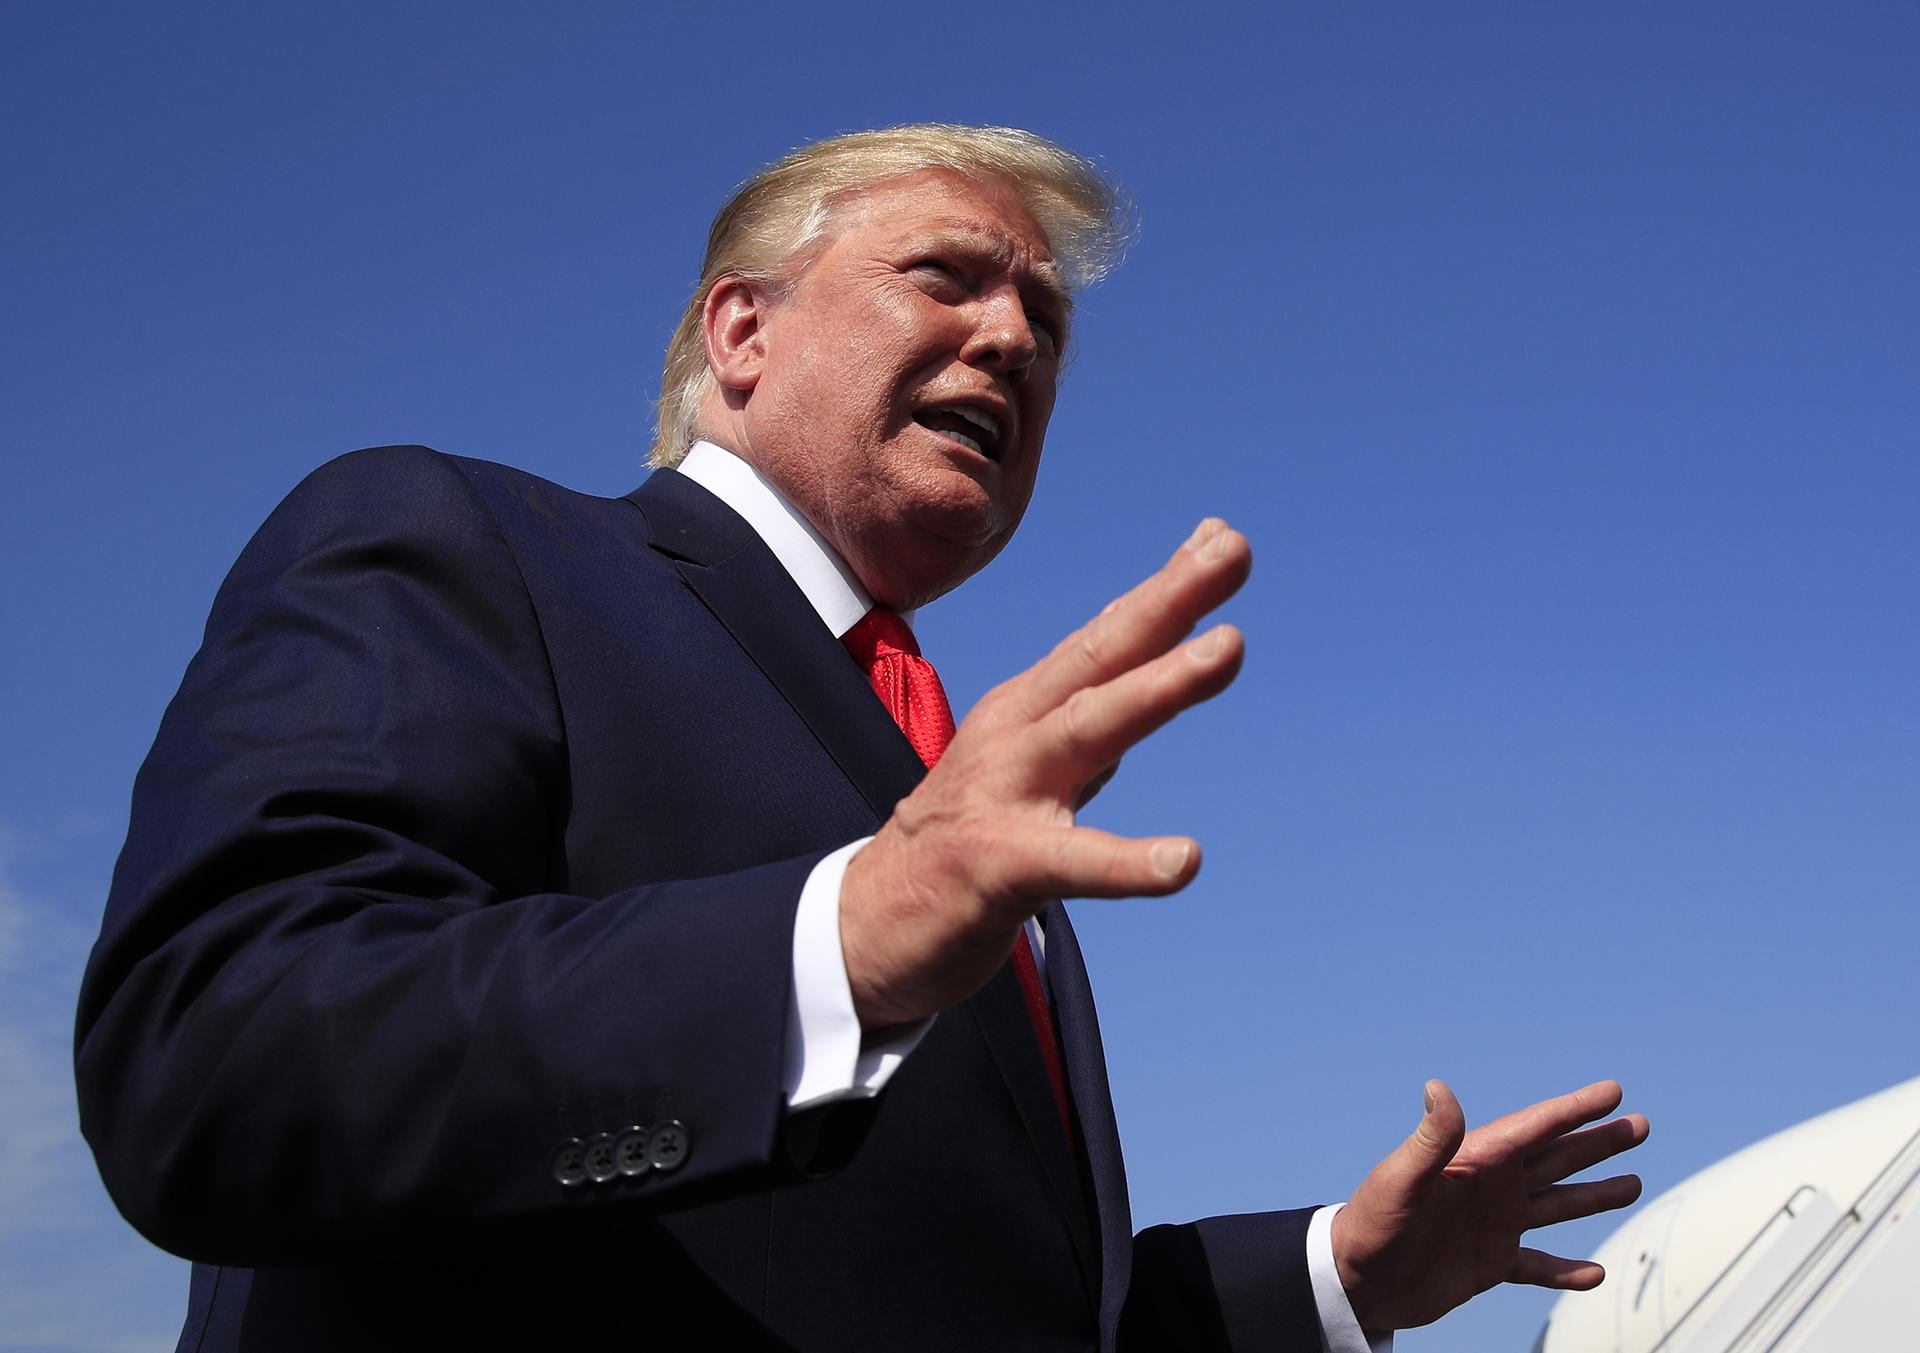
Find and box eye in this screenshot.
[1027,309,1061,345]
[909,257,967,289]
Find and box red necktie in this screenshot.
[840,609,1077,1146]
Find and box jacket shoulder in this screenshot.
[252,445,646,558]
[286,444,610,511]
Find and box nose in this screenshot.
[959,286,1039,384]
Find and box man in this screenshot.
[77,125,1645,1350]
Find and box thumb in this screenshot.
[1401,1078,1466,1178]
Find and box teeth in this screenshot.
[915,403,1003,458]
[949,405,999,440]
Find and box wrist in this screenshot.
[838,840,912,1029]
[1330,1206,1382,1331]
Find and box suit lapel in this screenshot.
[1043,902,1136,1340]
[966,961,1102,1303]
[627,470,925,820]
[629,468,1107,1306]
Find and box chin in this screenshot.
[862,533,995,609]
[859,480,1024,605]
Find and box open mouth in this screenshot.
[913,405,1004,462]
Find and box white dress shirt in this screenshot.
[673,440,1385,1353]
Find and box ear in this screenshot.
[702,277,770,394]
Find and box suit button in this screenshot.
[582,1132,619,1183]
[647,1120,691,1174]
[551,1138,588,1187]
[615,1126,652,1177]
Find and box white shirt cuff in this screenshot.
[784,838,933,1110]
[1310,1204,1392,1353]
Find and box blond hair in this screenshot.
[649,124,1133,467]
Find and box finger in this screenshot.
[1486,1080,1627,1153]
[1526,1174,1643,1229]
[1525,1114,1651,1185]
[1035,624,1245,784]
[1015,520,1251,717]
[1381,1080,1467,1190]
[1510,1248,1605,1291]
[983,823,1203,903]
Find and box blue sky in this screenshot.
[3,4,1915,1350]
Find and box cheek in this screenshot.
[839,320,931,425]
[1030,362,1061,413]
[841,290,923,359]
[777,344,881,442]
[1020,387,1058,462]
[1027,389,1058,441]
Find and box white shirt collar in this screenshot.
[673,440,913,638]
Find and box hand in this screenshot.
[1332,1079,1650,1332]
[840,518,1251,1028]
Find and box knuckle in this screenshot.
[892,788,938,835]
[1060,687,1099,753]
[982,675,1021,706]
[1071,625,1106,670]
[978,674,1045,728]
[1151,647,1190,696]
[967,684,1010,726]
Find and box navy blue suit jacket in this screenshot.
[77,446,1321,1350]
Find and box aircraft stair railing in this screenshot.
[1639,1119,1920,1353]
[1729,1119,1920,1352]
[1642,1185,1837,1353]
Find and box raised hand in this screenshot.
[1332,1079,1650,1332]
[840,517,1251,1029]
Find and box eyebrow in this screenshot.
[913,226,1075,320]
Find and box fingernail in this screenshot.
[1151,839,1192,879]
[1423,1082,1436,1114]
[1184,518,1220,552]
[1188,627,1224,661]
[1201,526,1236,562]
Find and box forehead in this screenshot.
[814,170,1067,298]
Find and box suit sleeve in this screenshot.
[75,447,839,1266]
[1121,1210,1325,1352]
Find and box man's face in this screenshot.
[737,170,1069,609]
